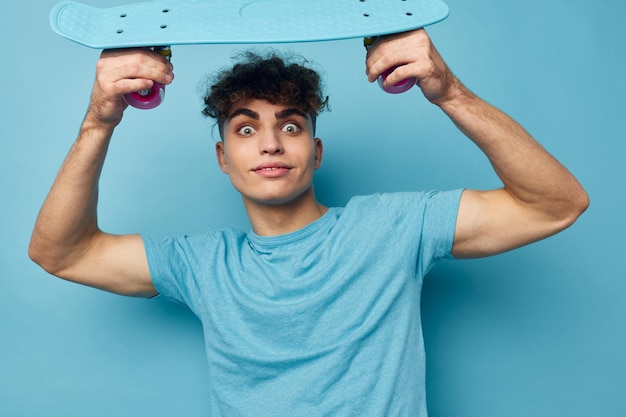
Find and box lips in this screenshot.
[253,162,292,177]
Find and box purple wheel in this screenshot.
[123,82,166,109]
[378,68,416,94]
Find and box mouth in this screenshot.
[253,163,292,177]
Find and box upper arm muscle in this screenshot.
[55,232,157,298]
[451,189,570,259]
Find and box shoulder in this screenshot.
[143,228,247,260]
[345,190,463,214]
[335,190,461,237]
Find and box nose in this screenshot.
[259,129,284,155]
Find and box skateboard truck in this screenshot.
[123,46,172,109]
[364,37,416,94]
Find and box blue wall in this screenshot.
[2,0,624,416]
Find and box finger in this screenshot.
[114,61,174,86]
[379,63,418,88]
[367,48,415,84]
[365,34,413,82]
[98,48,174,87]
[365,29,431,82]
[111,78,155,97]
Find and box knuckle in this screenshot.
[126,61,143,73]
[95,58,108,73]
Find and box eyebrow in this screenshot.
[228,108,259,121]
[228,107,310,122]
[276,108,309,121]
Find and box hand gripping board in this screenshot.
[50,0,449,49]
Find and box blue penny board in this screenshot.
[50,0,449,48]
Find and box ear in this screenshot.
[314,138,323,170]
[215,141,229,174]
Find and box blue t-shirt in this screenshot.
[143,190,462,417]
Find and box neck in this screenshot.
[244,188,327,236]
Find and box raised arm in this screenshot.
[365,29,589,258]
[28,48,174,296]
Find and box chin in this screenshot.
[245,187,314,207]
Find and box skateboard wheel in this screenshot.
[123,82,165,109]
[378,68,416,94]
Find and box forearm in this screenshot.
[29,120,114,273]
[367,29,588,257]
[437,80,588,222]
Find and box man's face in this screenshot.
[216,99,323,208]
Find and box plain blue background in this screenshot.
[2,0,624,416]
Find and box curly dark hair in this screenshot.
[202,50,329,139]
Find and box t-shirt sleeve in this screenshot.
[345,189,462,278]
[141,234,208,309]
[371,189,462,277]
[420,189,463,263]
[418,190,463,275]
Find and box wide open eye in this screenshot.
[282,123,301,134]
[237,125,256,136]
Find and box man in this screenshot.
[29,30,588,415]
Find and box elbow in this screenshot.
[28,238,64,276]
[534,184,590,237]
[570,187,590,221]
[28,242,51,274]
[577,189,591,216]
[557,187,590,230]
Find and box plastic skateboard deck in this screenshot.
[50,0,449,48]
[50,0,450,108]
